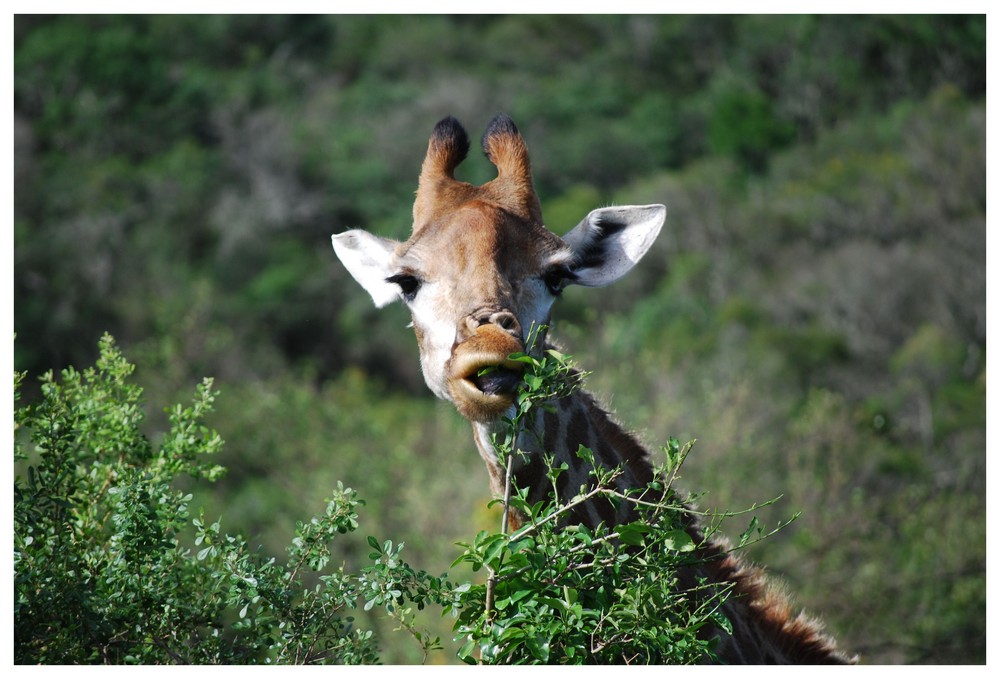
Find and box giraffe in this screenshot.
[332,113,854,664]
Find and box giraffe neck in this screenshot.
[471,385,655,530]
[468,383,854,665]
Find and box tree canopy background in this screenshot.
[14,14,985,663]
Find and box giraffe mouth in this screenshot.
[451,353,525,397]
[449,356,525,419]
[469,366,523,396]
[447,326,526,420]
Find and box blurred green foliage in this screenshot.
[14,15,984,664]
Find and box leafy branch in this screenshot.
[14,334,797,665]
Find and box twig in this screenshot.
[500,453,515,535]
[663,439,696,492]
[485,452,516,623]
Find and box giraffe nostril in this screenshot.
[489,311,521,335]
[465,308,522,339]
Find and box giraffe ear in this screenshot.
[561,204,666,287]
[332,230,401,307]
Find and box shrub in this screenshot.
[14,335,772,664]
[14,335,378,664]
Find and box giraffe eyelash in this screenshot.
[543,265,576,296]
[386,273,421,301]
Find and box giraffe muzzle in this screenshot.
[447,324,526,420]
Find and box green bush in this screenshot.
[15,335,780,665]
[14,335,379,664]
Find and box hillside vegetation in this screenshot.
[14,15,985,663]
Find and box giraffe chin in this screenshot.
[447,327,525,422]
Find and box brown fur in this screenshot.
[692,530,854,663]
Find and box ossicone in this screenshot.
[414,113,542,230]
[481,112,520,161]
[481,112,529,183]
[423,115,471,180]
[481,112,540,223]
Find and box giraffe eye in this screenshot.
[542,266,573,296]
[387,273,421,301]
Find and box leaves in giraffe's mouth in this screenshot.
[470,366,523,396]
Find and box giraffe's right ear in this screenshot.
[331,230,401,308]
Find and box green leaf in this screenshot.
[481,535,507,567]
[525,632,551,662]
[523,374,544,391]
[739,516,761,546]
[538,596,570,614]
[457,639,478,665]
[662,529,696,552]
[618,523,649,546]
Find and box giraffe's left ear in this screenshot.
[561,204,666,287]
[332,230,401,307]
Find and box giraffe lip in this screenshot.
[453,355,525,398]
[448,327,526,418]
[468,366,523,396]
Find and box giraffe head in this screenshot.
[333,114,665,422]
